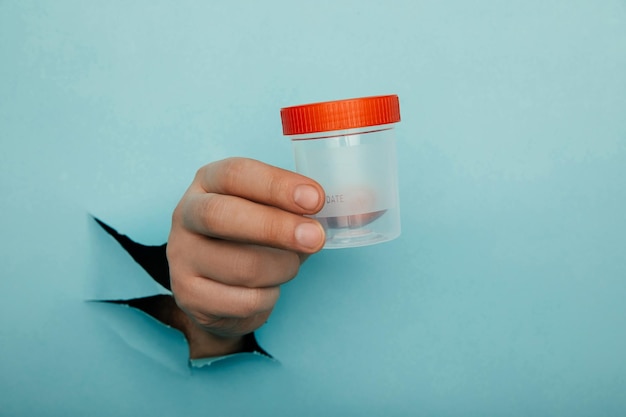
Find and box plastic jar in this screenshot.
[280,95,401,249]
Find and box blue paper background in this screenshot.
[2,0,626,415]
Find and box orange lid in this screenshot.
[280,95,400,136]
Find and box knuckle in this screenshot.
[166,226,187,261]
[260,214,290,244]
[165,239,180,267]
[170,202,183,225]
[232,252,262,287]
[169,272,189,308]
[236,288,274,318]
[193,163,214,190]
[193,165,207,183]
[232,249,301,287]
[238,289,264,317]
[219,157,248,192]
[265,172,290,204]
[197,194,228,232]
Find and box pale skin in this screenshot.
[166,157,326,358]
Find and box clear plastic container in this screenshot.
[280,95,401,249]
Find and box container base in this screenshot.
[323,228,399,249]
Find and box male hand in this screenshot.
[167,158,325,357]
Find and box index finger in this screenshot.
[192,157,325,215]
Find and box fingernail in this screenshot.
[295,223,324,249]
[294,185,320,211]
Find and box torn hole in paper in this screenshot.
[91,217,272,367]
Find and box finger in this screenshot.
[181,192,326,252]
[192,157,325,215]
[190,310,272,339]
[174,275,280,320]
[172,232,301,288]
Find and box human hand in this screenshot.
[167,157,325,357]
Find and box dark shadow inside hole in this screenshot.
[93,217,271,361]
